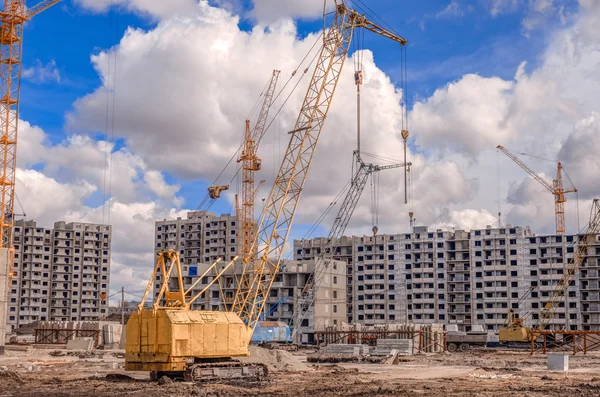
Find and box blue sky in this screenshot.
[20,0,566,216]
[21,0,563,133]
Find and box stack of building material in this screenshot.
[373,339,413,356]
[318,344,369,355]
[102,324,123,349]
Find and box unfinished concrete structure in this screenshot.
[155,211,242,265]
[158,258,347,344]
[296,224,600,332]
[6,220,111,331]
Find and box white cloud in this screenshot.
[557,112,600,199]
[74,0,199,19]
[411,74,515,156]
[489,0,519,16]
[250,0,326,24]
[432,208,499,231]
[436,1,465,19]
[22,59,60,84]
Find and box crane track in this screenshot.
[184,362,268,382]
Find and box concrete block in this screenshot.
[66,337,94,351]
[547,354,569,371]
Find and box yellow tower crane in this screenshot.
[237,70,280,259]
[0,0,60,282]
[497,145,577,235]
[126,0,407,381]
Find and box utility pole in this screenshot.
[121,287,125,326]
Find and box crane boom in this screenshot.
[231,1,407,331]
[238,70,280,259]
[537,199,600,330]
[26,0,59,18]
[496,145,553,193]
[496,145,577,235]
[0,0,60,284]
[292,151,409,339]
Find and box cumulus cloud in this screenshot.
[557,113,600,199]
[411,74,515,156]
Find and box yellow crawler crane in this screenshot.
[499,199,600,345]
[125,251,263,380]
[126,0,406,381]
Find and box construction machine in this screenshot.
[125,0,407,382]
[498,198,600,345]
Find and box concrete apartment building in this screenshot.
[294,234,404,325]
[155,211,241,265]
[7,220,111,330]
[295,224,600,332]
[157,258,346,343]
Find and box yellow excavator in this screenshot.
[124,1,407,381]
[499,199,600,345]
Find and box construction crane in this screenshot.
[499,198,600,344]
[231,0,406,332]
[291,150,409,341]
[496,145,577,235]
[126,1,407,381]
[237,70,280,258]
[0,0,60,282]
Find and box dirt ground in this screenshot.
[2,347,600,396]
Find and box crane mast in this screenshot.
[292,150,409,340]
[496,145,577,235]
[238,70,280,259]
[231,1,407,331]
[0,0,60,282]
[536,199,600,331]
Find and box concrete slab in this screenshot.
[66,337,94,351]
[547,354,569,371]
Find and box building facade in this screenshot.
[155,211,241,265]
[157,258,347,344]
[7,220,111,330]
[295,224,600,332]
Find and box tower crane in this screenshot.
[499,199,600,343]
[291,150,409,341]
[237,70,280,259]
[0,0,61,282]
[126,0,407,381]
[496,145,577,235]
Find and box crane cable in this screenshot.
[193,32,324,213]
[102,0,119,226]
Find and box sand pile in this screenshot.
[237,346,308,372]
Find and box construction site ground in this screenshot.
[2,346,600,396]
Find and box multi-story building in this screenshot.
[155,211,241,265]
[295,224,600,332]
[403,227,452,325]
[158,258,346,344]
[7,220,111,330]
[295,234,403,326]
